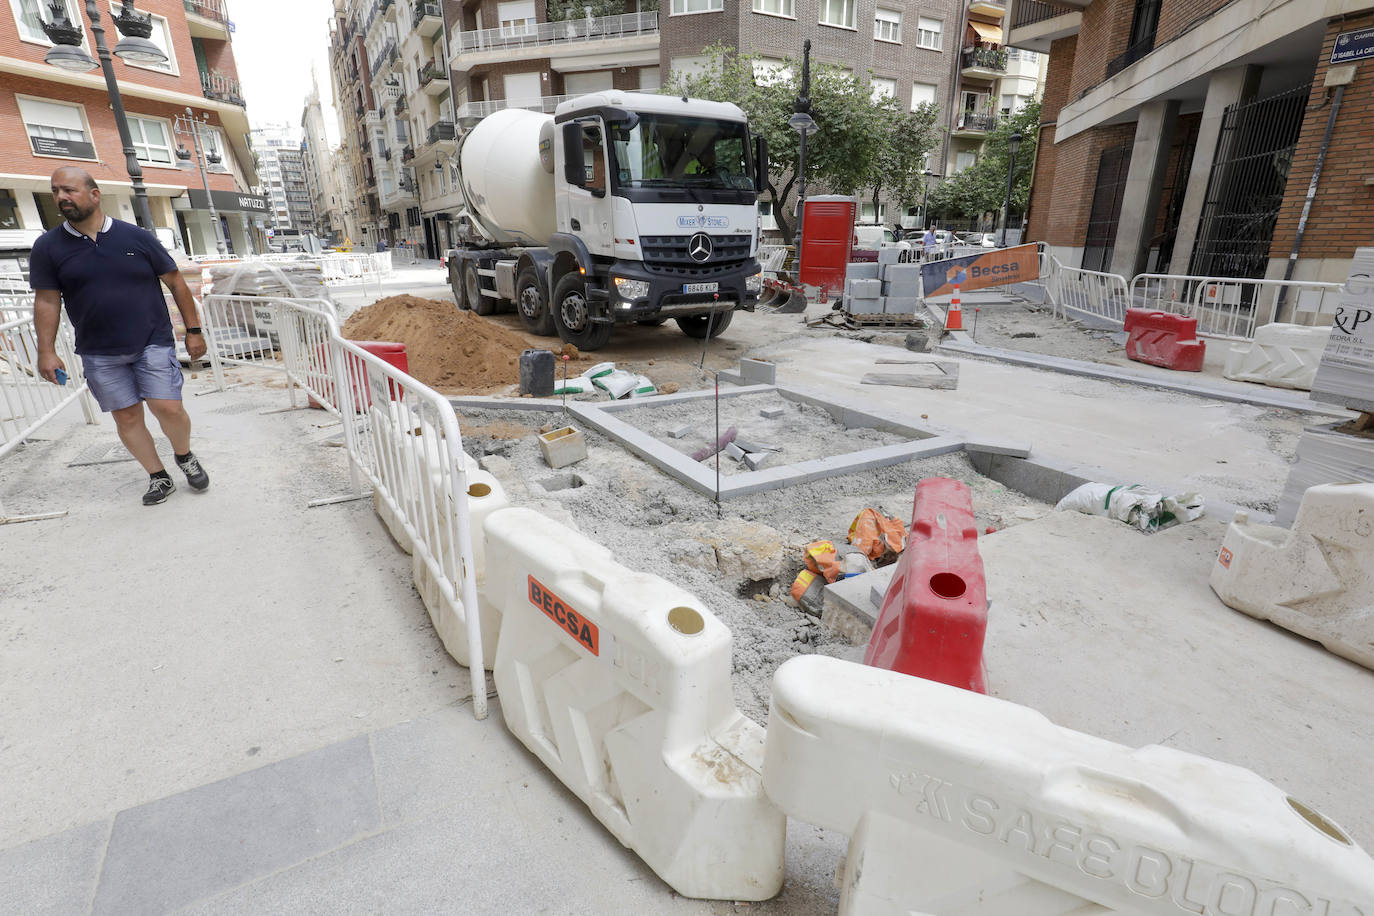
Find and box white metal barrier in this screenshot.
[1051,261,1131,326]
[256,296,489,719]
[0,302,98,523]
[1127,274,1344,341]
[484,505,786,901]
[764,654,1374,915]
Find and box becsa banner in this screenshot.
[921,244,1039,299]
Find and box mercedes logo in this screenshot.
[688,232,713,263]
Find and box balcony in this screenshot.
[425,121,456,147]
[1006,0,1081,51]
[455,94,574,123]
[954,112,1000,134]
[401,145,415,163]
[1106,38,1154,78]
[200,68,246,107]
[451,12,657,72]
[381,0,396,20]
[381,146,392,161]
[961,45,1008,78]
[968,0,1005,15]
[417,59,449,95]
[412,1,442,37]
[183,0,229,38]
[395,96,407,116]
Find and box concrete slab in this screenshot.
[860,362,958,390]
[92,737,380,915]
[0,820,109,916]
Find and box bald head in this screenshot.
[52,166,98,191]
[51,167,102,225]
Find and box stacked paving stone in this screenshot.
[843,250,923,318]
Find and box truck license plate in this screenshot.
[683,282,718,294]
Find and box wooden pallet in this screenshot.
[843,312,928,329]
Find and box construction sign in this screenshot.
[920,244,1039,299]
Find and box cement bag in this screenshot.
[847,508,906,563]
[1055,482,1204,533]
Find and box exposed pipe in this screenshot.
[1275,83,1344,323]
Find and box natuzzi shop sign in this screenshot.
[186,189,269,213]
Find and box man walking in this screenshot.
[32,166,210,506]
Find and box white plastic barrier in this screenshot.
[1222,323,1333,390]
[484,506,785,901]
[367,400,506,669]
[764,654,1374,915]
[1211,483,1374,672]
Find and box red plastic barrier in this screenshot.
[310,340,408,410]
[1123,308,1205,372]
[863,477,988,692]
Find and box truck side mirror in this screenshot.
[562,123,584,188]
[754,136,768,192]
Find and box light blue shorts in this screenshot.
[81,345,184,412]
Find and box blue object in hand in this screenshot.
[55,368,68,386]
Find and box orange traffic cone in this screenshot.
[946,285,964,331]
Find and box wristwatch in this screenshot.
[185,327,202,335]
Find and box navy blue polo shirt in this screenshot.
[29,216,179,356]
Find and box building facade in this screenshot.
[1012,0,1374,292]
[250,122,315,237]
[0,0,264,255]
[301,75,346,242]
[329,0,380,248]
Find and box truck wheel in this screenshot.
[515,266,556,336]
[676,310,733,339]
[464,261,495,316]
[551,273,613,351]
[450,260,467,309]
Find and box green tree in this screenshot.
[867,102,941,226]
[929,99,1041,229]
[662,45,924,244]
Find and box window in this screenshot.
[497,0,534,36]
[504,71,541,105]
[17,97,95,159]
[108,4,176,73]
[753,0,793,17]
[955,150,976,172]
[639,67,661,91]
[870,77,896,102]
[669,54,711,78]
[874,7,901,43]
[565,71,614,95]
[860,202,887,223]
[128,115,174,165]
[910,82,937,110]
[819,0,854,28]
[670,0,722,14]
[916,16,941,49]
[11,0,84,46]
[201,126,229,171]
[759,200,777,230]
[752,57,791,86]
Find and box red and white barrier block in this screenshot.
[764,654,1374,915]
[484,506,785,901]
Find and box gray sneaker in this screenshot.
[143,476,175,505]
[176,453,210,491]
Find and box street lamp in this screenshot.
[919,168,937,230]
[1001,131,1023,248]
[789,39,816,241]
[174,109,228,255]
[41,1,168,230]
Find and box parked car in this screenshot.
[852,223,912,261]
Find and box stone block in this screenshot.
[845,297,883,315]
[760,407,784,419]
[845,262,879,280]
[666,424,691,439]
[845,279,882,299]
[739,358,776,385]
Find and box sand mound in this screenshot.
[341,295,532,392]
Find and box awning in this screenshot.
[969,21,1003,44]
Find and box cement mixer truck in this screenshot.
[444,90,767,350]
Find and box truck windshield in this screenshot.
[608,115,753,192]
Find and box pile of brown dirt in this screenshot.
[341,295,532,392]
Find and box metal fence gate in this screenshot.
[1082,143,1133,273]
[1187,82,1311,281]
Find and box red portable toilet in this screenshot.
[798,195,856,301]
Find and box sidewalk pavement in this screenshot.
[0,379,842,915]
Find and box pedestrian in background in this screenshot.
[31,166,211,506]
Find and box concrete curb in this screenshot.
[938,337,1348,416]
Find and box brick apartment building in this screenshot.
[1012,0,1374,295]
[0,0,264,256]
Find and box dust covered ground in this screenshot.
[453,404,1049,723]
